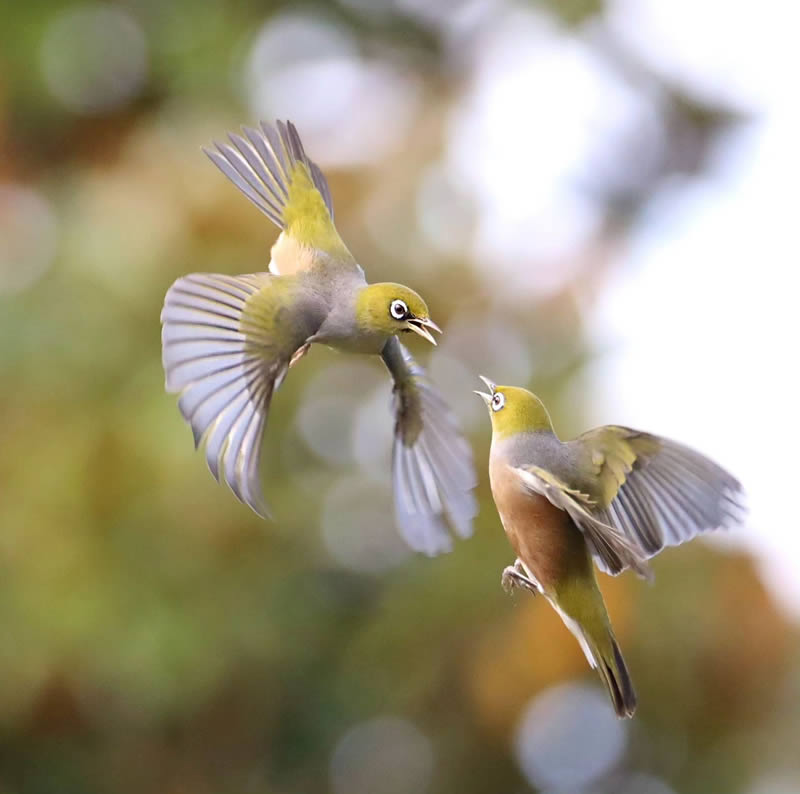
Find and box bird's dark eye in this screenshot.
[491,392,505,412]
[390,299,408,320]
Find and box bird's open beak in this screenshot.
[473,374,496,405]
[406,316,442,346]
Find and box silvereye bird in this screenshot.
[474,377,744,717]
[160,120,477,554]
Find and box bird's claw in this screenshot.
[501,566,517,594]
[501,560,538,596]
[289,343,310,368]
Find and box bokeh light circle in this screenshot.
[616,772,679,794]
[746,775,800,794]
[321,476,410,574]
[513,683,627,790]
[296,361,383,466]
[330,716,434,794]
[351,382,394,473]
[0,185,58,294]
[40,4,148,114]
[245,13,419,166]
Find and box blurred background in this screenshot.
[1,0,798,792]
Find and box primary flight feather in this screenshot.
[161,120,477,555]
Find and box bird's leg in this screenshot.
[289,343,310,368]
[501,559,538,596]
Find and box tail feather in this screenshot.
[584,628,637,718]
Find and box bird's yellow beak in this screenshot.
[406,316,442,346]
[473,374,496,405]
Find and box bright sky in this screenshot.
[595,0,800,616]
[592,124,800,616]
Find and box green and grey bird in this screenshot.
[475,377,744,717]
[160,120,477,554]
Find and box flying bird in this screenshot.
[160,120,477,555]
[475,377,744,717]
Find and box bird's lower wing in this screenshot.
[381,337,478,555]
[161,272,322,517]
[514,465,651,578]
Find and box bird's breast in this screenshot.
[313,321,388,354]
[489,457,587,592]
[305,277,388,354]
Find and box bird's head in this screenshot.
[474,376,554,438]
[356,283,441,344]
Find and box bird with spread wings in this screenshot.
[161,120,477,555]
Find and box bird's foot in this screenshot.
[289,343,310,368]
[501,560,538,596]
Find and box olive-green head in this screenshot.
[474,376,554,438]
[356,283,441,344]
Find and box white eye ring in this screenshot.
[390,299,408,320]
[491,392,505,412]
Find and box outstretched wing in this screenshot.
[381,337,478,555]
[161,272,325,516]
[513,465,652,578]
[572,426,745,559]
[205,120,359,276]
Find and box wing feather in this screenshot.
[513,465,651,578]
[574,427,745,562]
[381,338,477,555]
[206,120,362,277]
[161,272,322,516]
[206,120,334,228]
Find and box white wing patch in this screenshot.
[268,231,315,276]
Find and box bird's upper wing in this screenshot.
[161,272,326,516]
[205,120,361,277]
[571,426,745,560]
[381,337,478,555]
[513,464,652,578]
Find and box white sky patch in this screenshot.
[591,111,800,616]
[608,0,797,111]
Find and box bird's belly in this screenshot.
[490,468,585,592]
[314,328,388,355]
[310,303,389,354]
